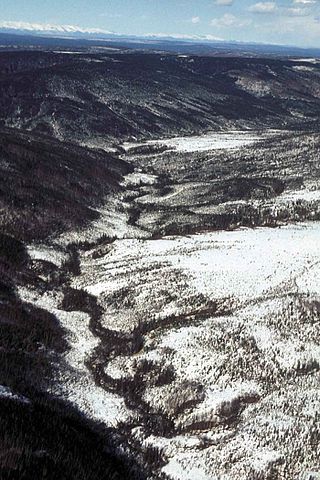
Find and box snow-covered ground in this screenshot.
[276,188,320,203]
[17,127,320,478]
[27,244,68,267]
[290,58,320,64]
[72,221,320,479]
[122,130,278,154]
[56,196,146,245]
[19,199,320,479]
[77,222,319,304]
[0,385,30,404]
[17,285,131,428]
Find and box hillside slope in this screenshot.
[0,127,132,240]
[0,128,143,480]
[1,52,320,147]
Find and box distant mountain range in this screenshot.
[0,21,223,42]
[0,21,320,57]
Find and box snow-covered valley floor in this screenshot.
[122,130,279,154]
[66,221,320,480]
[18,129,320,480]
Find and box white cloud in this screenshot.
[252,13,320,46]
[293,0,316,4]
[191,16,201,24]
[248,0,314,16]
[99,13,123,18]
[211,13,251,27]
[214,0,234,5]
[249,2,277,13]
[286,7,311,15]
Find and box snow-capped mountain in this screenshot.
[0,20,224,42]
[0,21,115,38]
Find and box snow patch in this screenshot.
[122,130,277,154]
[28,244,68,267]
[0,385,31,404]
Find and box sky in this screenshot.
[0,0,320,48]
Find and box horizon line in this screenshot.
[0,20,320,52]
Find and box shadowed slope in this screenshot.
[1,52,320,146]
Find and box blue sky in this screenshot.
[0,0,320,47]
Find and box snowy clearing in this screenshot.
[72,220,320,479]
[122,130,280,154]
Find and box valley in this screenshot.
[10,126,320,479]
[0,47,319,480]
